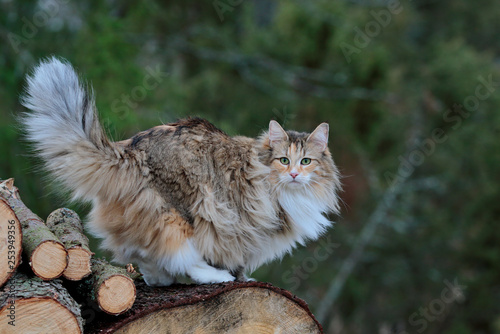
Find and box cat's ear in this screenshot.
[307,123,329,152]
[269,120,288,148]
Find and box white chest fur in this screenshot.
[278,189,332,245]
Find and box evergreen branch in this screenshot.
[170,37,395,102]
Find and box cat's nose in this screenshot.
[290,172,299,179]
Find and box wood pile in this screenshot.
[0,178,324,333]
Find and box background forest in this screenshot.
[1,0,499,333]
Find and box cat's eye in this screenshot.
[301,158,312,165]
[279,157,290,165]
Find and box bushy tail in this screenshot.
[20,57,144,202]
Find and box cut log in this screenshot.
[0,272,83,334]
[89,258,139,315]
[85,281,323,334]
[46,208,93,281]
[0,180,23,288]
[72,258,139,316]
[0,179,68,280]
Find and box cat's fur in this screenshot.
[20,57,341,285]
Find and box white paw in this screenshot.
[143,273,176,287]
[188,264,235,284]
[140,266,176,287]
[235,272,256,282]
[205,270,235,284]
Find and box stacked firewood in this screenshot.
[0,179,140,333]
[0,178,324,334]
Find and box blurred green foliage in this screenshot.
[1,0,499,333]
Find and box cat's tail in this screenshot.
[20,57,146,202]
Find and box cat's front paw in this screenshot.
[142,273,176,287]
[234,272,256,282]
[187,263,235,284]
[206,270,235,284]
[140,266,176,287]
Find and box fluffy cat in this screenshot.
[20,57,341,285]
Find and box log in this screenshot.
[0,272,83,334]
[0,180,23,288]
[46,208,93,281]
[71,258,139,316]
[0,180,67,280]
[85,281,324,334]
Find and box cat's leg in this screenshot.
[186,260,235,284]
[135,207,233,284]
[103,239,176,287]
[231,266,256,282]
[154,236,235,284]
[138,260,176,287]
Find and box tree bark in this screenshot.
[0,180,23,288]
[85,281,323,334]
[46,208,93,281]
[0,179,67,280]
[0,272,84,334]
[69,258,139,316]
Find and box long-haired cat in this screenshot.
[20,57,341,285]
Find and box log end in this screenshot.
[98,275,136,315]
[31,241,68,280]
[0,298,82,334]
[63,247,92,281]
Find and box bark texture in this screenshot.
[85,280,324,334]
[70,258,139,316]
[0,179,67,280]
[46,208,93,280]
[0,272,83,334]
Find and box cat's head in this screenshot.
[264,120,340,194]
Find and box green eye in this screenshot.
[301,158,312,165]
[279,157,290,165]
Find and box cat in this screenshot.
[20,57,341,286]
